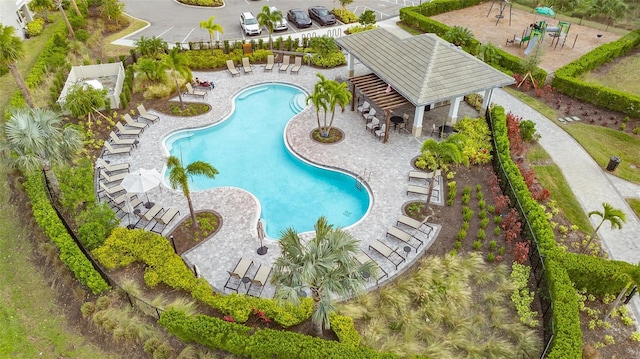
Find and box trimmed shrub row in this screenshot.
[552,29,640,117]
[23,173,110,294]
[159,309,404,359]
[399,0,547,82]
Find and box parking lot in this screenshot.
[118,0,421,46]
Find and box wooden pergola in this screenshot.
[349,73,411,143]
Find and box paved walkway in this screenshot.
[491,89,640,329]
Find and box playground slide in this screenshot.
[524,32,540,55]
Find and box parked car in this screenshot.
[287,8,312,29]
[269,6,288,31]
[240,12,262,36]
[308,6,336,26]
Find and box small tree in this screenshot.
[307,73,351,137]
[581,202,626,254]
[337,0,354,9]
[166,156,218,229]
[101,0,124,26]
[63,83,109,125]
[199,16,224,55]
[359,10,376,25]
[257,6,282,50]
[443,26,474,47]
[271,216,375,337]
[0,25,35,108]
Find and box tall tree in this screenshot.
[416,134,468,209]
[55,0,76,38]
[271,216,375,337]
[306,73,352,137]
[166,156,218,229]
[0,26,35,108]
[581,202,626,253]
[0,107,83,196]
[199,16,224,55]
[257,6,282,50]
[162,48,192,109]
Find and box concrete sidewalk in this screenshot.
[491,88,640,328]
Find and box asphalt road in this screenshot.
[119,0,420,46]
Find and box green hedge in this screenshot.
[23,173,110,294]
[399,0,547,83]
[552,29,640,117]
[159,309,404,359]
[93,228,313,327]
[557,252,640,297]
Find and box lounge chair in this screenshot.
[184,83,207,98]
[363,108,376,121]
[96,158,129,174]
[290,56,302,75]
[242,57,253,74]
[104,191,136,207]
[137,104,160,123]
[114,196,143,220]
[368,239,405,269]
[109,131,137,146]
[226,60,240,77]
[248,264,272,297]
[224,258,254,293]
[408,169,441,181]
[386,226,423,252]
[407,185,440,199]
[100,169,127,184]
[264,54,275,72]
[103,142,132,156]
[279,56,290,73]
[354,251,388,284]
[151,208,180,234]
[398,113,409,132]
[396,215,433,235]
[98,180,125,198]
[123,114,148,131]
[374,124,386,140]
[115,122,142,137]
[365,116,380,132]
[134,204,163,229]
[357,101,370,114]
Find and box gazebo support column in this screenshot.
[447,96,462,125]
[347,53,355,77]
[481,88,494,115]
[412,105,425,137]
[383,110,391,143]
[350,83,356,111]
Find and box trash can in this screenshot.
[606,156,621,171]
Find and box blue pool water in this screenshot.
[164,83,370,238]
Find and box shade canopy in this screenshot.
[535,7,555,16]
[121,168,162,194]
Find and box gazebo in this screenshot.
[336,28,515,143]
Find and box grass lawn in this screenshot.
[103,15,148,58]
[503,87,559,121]
[562,123,640,184]
[0,172,114,358]
[526,143,551,163]
[532,164,593,233]
[582,52,640,96]
[626,198,640,220]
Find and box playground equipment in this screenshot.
[548,21,571,49]
[486,0,512,26]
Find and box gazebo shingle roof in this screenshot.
[336,29,515,106]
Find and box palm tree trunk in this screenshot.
[8,64,35,108]
[311,295,323,337]
[69,0,81,16]
[603,282,631,322]
[581,222,604,253]
[209,34,215,56]
[423,168,439,210]
[44,166,61,197]
[186,194,199,229]
[174,75,185,109]
[57,1,76,38]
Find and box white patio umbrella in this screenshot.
[121,168,163,208]
[257,220,268,255]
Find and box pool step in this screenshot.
[290,93,307,113]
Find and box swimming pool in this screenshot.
[164,83,371,238]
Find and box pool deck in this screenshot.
[103,63,479,298]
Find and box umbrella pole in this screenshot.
[144,192,154,209]
[257,221,268,255]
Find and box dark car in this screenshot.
[287,8,312,28]
[308,6,336,26]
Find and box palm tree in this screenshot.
[307,74,352,137]
[271,216,375,337]
[0,107,83,196]
[0,26,35,108]
[257,6,282,50]
[443,26,474,48]
[134,36,167,58]
[581,202,626,253]
[416,134,468,209]
[162,48,192,109]
[55,0,76,38]
[166,156,218,229]
[199,16,224,55]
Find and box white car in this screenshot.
[240,12,262,36]
[269,6,288,31]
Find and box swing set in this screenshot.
[486,0,512,26]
